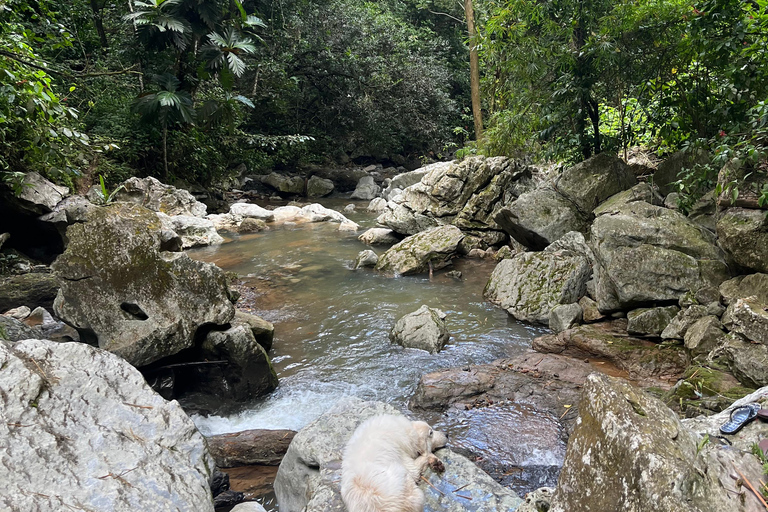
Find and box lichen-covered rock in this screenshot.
[350,176,381,200]
[684,315,727,357]
[0,339,214,512]
[4,171,70,215]
[0,272,60,312]
[390,305,450,354]
[39,195,96,239]
[555,153,636,214]
[261,173,305,195]
[626,306,679,336]
[273,398,522,512]
[354,249,379,269]
[376,202,441,235]
[358,227,399,246]
[719,338,768,387]
[722,298,768,343]
[549,303,583,334]
[0,315,40,341]
[375,225,464,276]
[232,310,274,352]
[381,166,434,200]
[115,176,207,217]
[516,487,555,512]
[578,296,604,323]
[591,202,730,311]
[495,187,588,251]
[52,203,234,367]
[717,207,768,273]
[306,176,335,198]
[720,273,768,305]
[661,305,709,340]
[593,183,662,216]
[550,373,764,512]
[485,252,591,325]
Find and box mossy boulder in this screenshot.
[684,315,727,358]
[722,297,768,344]
[52,203,234,367]
[0,272,59,312]
[717,207,768,273]
[719,273,768,305]
[550,373,763,512]
[485,251,591,325]
[591,202,730,311]
[374,225,464,275]
[555,153,637,214]
[626,306,679,336]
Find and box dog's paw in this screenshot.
[428,456,445,473]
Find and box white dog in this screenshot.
[340,414,448,512]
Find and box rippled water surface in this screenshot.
[188,202,544,435]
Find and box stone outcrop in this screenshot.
[0,272,59,312]
[158,212,223,249]
[115,176,207,217]
[206,429,296,467]
[274,398,522,512]
[484,251,591,325]
[717,207,768,273]
[375,225,464,275]
[550,373,765,512]
[52,203,234,367]
[591,201,730,311]
[0,339,214,512]
[4,171,70,215]
[390,305,450,353]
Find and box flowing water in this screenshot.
[189,201,544,435]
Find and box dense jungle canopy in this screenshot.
[0,0,766,205]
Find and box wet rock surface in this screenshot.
[206,429,296,468]
[390,305,450,353]
[375,225,465,275]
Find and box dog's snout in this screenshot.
[432,430,448,449]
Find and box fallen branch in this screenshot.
[420,476,445,496]
[732,463,768,510]
[122,402,153,410]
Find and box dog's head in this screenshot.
[412,420,448,455]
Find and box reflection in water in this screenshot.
[188,209,544,435]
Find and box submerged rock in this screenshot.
[0,339,214,512]
[354,249,378,269]
[52,203,234,367]
[375,225,464,275]
[273,398,522,512]
[390,305,450,353]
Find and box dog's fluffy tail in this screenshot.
[341,475,424,512]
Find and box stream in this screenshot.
[187,199,549,503]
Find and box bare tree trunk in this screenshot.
[163,126,169,181]
[89,0,109,48]
[464,0,483,142]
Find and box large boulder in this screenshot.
[306,176,335,198]
[390,305,450,353]
[376,202,441,235]
[717,207,768,273]
[229,202,275,222]
[158,212,224,249]
[3,171,70,215]
[591,202,730,311]
[550,373,764,512]
[484,251,591,325]
[0,272,60,312]
[653,149,710,197]
[720,273,768,305]
[274,398,522,512]
[555,153,636,215]
[261,173,305,195]
[350,176,381,200]
[0,339,214,512]
[115,176,207,217]
[722,298,768,344]
[52,203,234,367]
[381,167,432,200]
[375,225,464,276]
[593,182,663,216]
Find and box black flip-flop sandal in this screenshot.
[720,403,761,434]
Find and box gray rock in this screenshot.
[549,303,583,333]
[550,373,763,512]
[274,398,522,512]
[0,339,214,512]
[0,272,60,312]
[52,203,234,367]
[206,429,295,468]
[306,176,335,198]
[232,310,274,352]
[381,167,432,200]
[720,274,768,305]
[375,225,464,276]
[238,217,268,233]
[654,149,710,197]
[390,305,450,353]
[722,298,768,343]
[485,252,591,325]
[578,296,604,323]
[350,176,381,200]
[516,487,555,512]
[366,197,388,212]
[115,176,207,217]
[664,192,680,209]
[4,305,30,319]
[626,306,679,336]
[38,195,96,240]
[229,202,275,221]
[495,187,588,251]
[719,338,768,387]
[661,305,709,340]
[261,173,305,195]
[593,183,662,216]
[231,503,268,512]
[8,171,70,215]
[376,202,441,235]
[555,153,636,215]
[591,202,730,311]
[0,232,8,250]
[358,228,399,246]
[0,315,40,341]
[355,249,379,269]
[717,207,768,273]
[684,315,727,357]
[159,213,224,249]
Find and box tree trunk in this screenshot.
[465,0,483,142]
[162,126,168,181]
[89,0,109,48]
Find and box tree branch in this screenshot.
[428,10,464,24]
[0,50,142,79]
